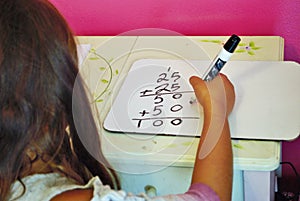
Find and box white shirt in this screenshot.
[8,173,219,201]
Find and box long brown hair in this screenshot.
[0,0,119,200]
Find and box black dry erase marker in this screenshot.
[203,34,241,81]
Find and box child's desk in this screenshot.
[77,36,286,201]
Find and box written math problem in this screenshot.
[103,59,203,136]
[132,66,199,130]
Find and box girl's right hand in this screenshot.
[189,74,235,117]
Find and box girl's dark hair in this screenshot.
[0,0,120,199]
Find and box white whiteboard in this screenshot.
[104,59,300,140]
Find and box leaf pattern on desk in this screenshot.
[200,39,262,56]
[88,48,118,103]
[236,41,262,55]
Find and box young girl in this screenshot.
[0,0,234,200]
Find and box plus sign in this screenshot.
[139,110,149,117]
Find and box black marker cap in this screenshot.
[223,34,241,53]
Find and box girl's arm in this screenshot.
[189,74,235,201]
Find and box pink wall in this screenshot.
[49,0,300,177]
[50,0,300,63]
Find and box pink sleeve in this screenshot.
[157,183,220,201]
